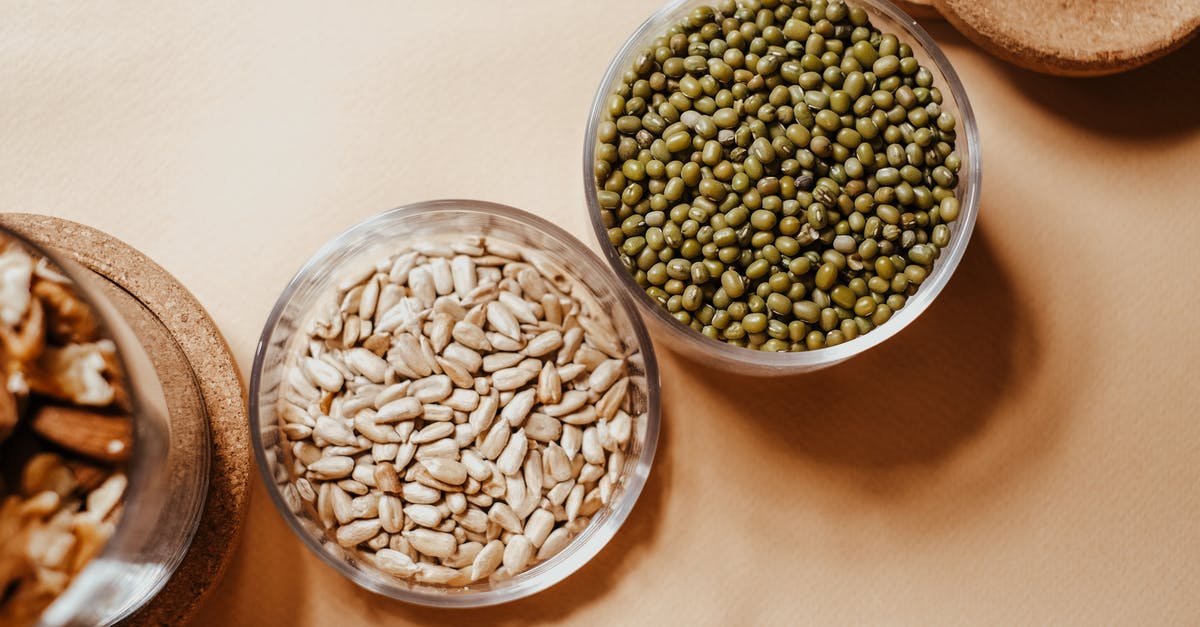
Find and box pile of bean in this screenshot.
[594,0,963,351]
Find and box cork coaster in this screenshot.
[0,214,249,625]
[934,0,1200,75]
[892,0,942,21]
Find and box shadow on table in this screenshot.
[190,481,309,627]
[346,410,673,625]
[927,18,1200,139]
[683,226,1047,492]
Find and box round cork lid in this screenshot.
[934,0,1200,75]
[0,214,249,625]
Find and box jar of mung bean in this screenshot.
[592,0,967,355]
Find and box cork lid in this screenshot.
[934,0,1200,75]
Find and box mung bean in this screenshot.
[595,0,965,352]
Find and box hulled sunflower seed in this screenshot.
[302,357,344,392]
[542,390,588,417]
[544,444,572,483]
[495,429,528,476]
[537,361,562,405]
[308,456,354,479]
[443,343,483,373]
[487,502,523,534]
[492,366,537,391]
[482,351,523,372]
[406,529,457,559]
[410,422,454,445]
[502,535,534,573]
[471,540,504,581]
[537,528,570,560]
[500,389,536,427]
[411,375,453,403]
[524,330,563,357]
[485,302,521,340]
[375,548,418,577]
[524,413,562,443]
[346,348,390,383]
[280,236,644,585]
[421,458,468,485]
[404,504,444,528]
[336,519,382,548]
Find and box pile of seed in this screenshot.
[279,237,643,586]
[594,0,963,351]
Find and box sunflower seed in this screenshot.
[542,390,588,417]
[500,389,536,427]
[482,351,523,372]
[502,535,533,573]
[487,502,523,534]
[422,404,454,422]
[471,540,505,581]
[375,548,418,577]
[498,291,538,325]
[436,355,475,388]
[546,479,574,506]
[345,348,390,383]
[560,425,582,459]
[404,504,444,528]
[556,363,587,382]
[524,413,562,443]
[401,482,440,505]
[556,327,583,365]
[302,357,344,392]
[537,361,562,405]
[282,237,644,584]
[392,333,432,377]
[421,458,468,485]
[544,444,572,483]
[492,367,537,391]
[308,456,354,479]
[336,519,382,548]
[452,320,491,352]
[410,422,455,445]
[486,301,521,339]
[524,330,563,357]
[487,331,524,352]
[524,509,555,548]
[495,429,528,476]
[479,420,510,460]
[406,529,457,559]
[415,438,458,460]
[561,406,597,426]
[429,258,454,295]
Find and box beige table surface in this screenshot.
[3,2,1199,625]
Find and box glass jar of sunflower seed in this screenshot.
[585,0,980,374]
[251,200,660,606]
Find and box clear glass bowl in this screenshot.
[583,0,982,375]
[250,200,661,608]
[0,227,210,627]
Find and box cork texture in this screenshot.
[935,0,1200,75]
[0,214,250,626]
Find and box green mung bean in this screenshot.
[595,0,965,352]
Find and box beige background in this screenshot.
[3,1,1199,624]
